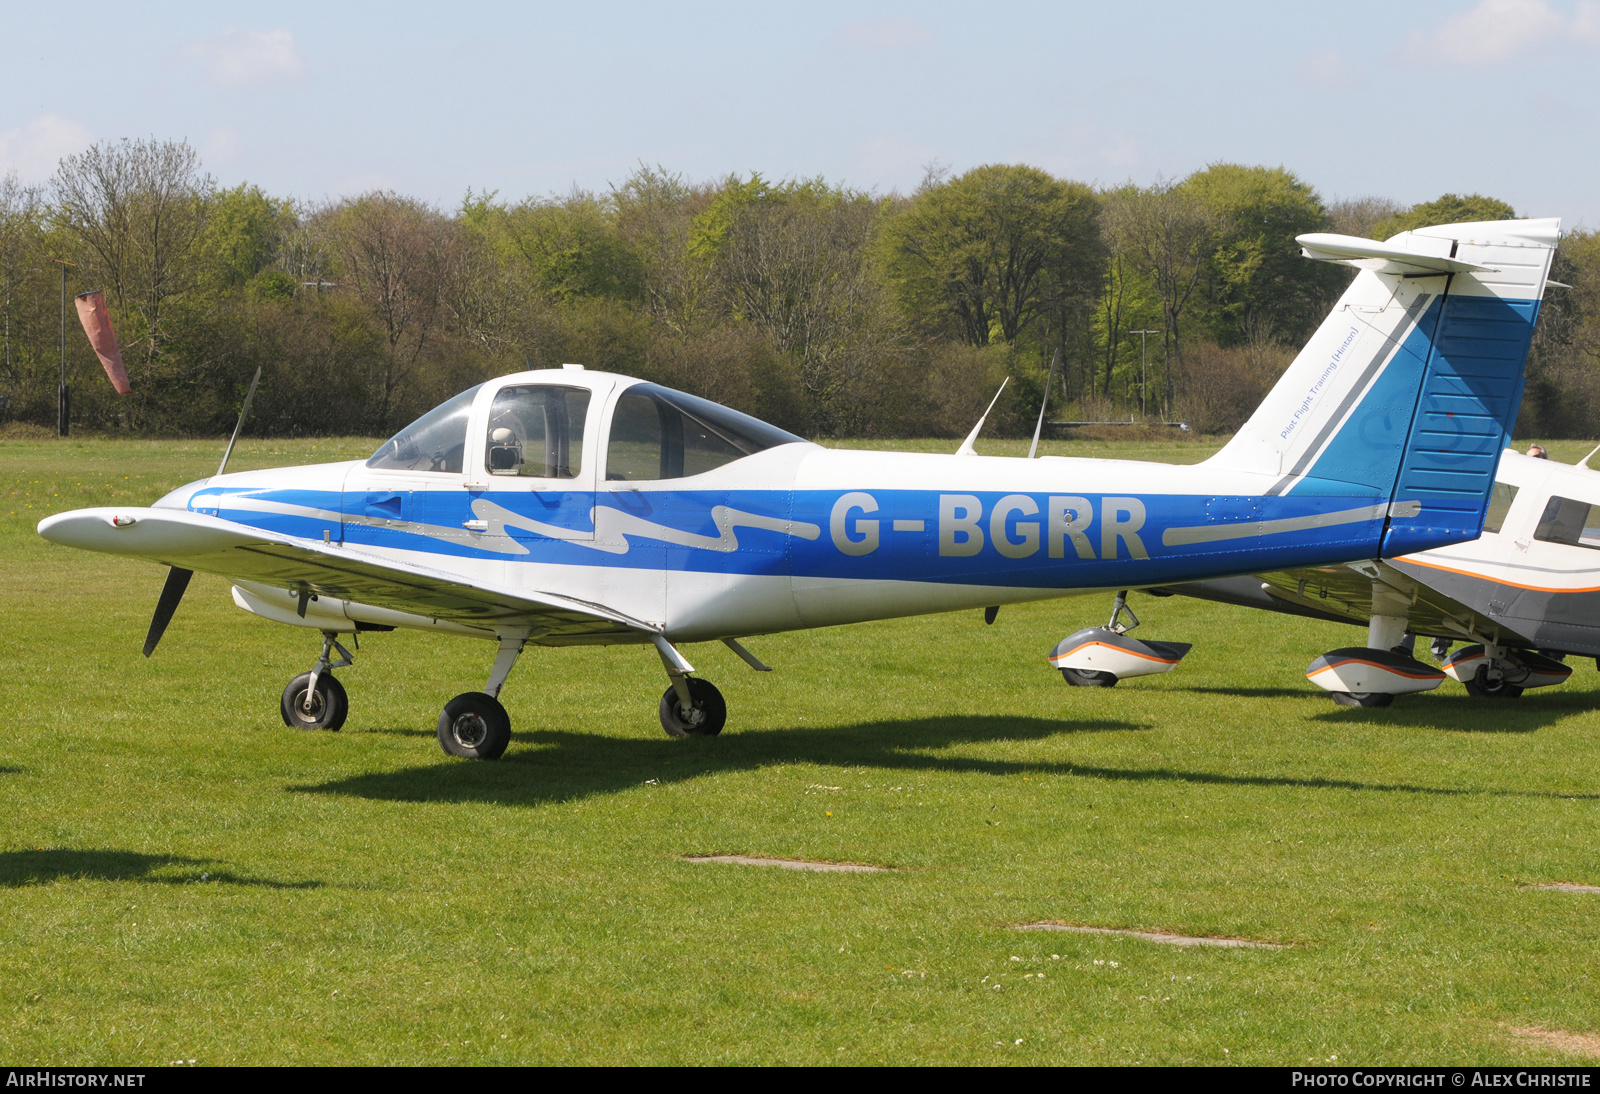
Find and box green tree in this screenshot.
[496,190,640,304]
[1103,180,1224,415]
[319,192,457,432]
[197,183,296,292]
[882,164,1104,350]
[1374,193,1518,239]
[1183,163,1338,346]
[50,138,214,366]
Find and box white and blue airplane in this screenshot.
[38,217,1559,758]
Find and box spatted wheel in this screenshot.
[1329,691,1394,708]
[1464,665,1525,699]
[1061,667,1118,688]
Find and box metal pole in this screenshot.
[1130,330,1157,419]
[51,258,75,436]
[58,261,66,436]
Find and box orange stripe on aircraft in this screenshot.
[1399,556,1600,595]
[1049,641,1182,666]
[1306,656,1444,681]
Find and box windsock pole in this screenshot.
[51,258,76,436]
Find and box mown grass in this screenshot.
[3,434,1600,1065]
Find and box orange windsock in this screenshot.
[74,291,131,395]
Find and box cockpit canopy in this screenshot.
[367,377,803,481]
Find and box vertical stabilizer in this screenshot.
[1205,217,1559,556]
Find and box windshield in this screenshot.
[605,383,804,481]
[367,384,483,473]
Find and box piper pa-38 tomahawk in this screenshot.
[39,217,1559,759]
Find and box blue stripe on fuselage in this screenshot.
[191,483,1394,590]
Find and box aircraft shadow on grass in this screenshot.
[0,849,322,890]
[1309,689,1600,733]
[294,713,1600,809]
[1174,686,1321,700]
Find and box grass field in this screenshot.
[5,433,1600,1065]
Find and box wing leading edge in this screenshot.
[37,506,652,644]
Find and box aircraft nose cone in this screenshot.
[37,508,154,554]
[38,509,110,549]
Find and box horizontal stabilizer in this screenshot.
[1295,232,1498,276]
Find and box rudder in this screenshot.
[1205,217,1559,557]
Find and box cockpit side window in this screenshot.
[606,390,674,481]
[604,383,803,482]
[1534,495,1600,550]
[1482,482,1518,534]
[485,385,591,478]
[367,384,483,473]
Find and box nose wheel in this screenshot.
[658,677,726,737]
[281,631,354,731]
[281,671,348,730]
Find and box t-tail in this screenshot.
[1205,217,1560,557]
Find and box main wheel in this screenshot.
[281,672,348,731]
[1061,667,1118,688]
[659,678,726,738]
[1329,691,1394,708]
[437,692,511,760]
[1465,665,1524,699]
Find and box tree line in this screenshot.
[1,139,1597,441]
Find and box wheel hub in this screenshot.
[297,689,324,717]
[452,712,489,748]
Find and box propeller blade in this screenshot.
[143,566,193,657]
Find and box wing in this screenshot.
[1154,561,1541,648]
[38,506,651,643]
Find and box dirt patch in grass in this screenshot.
[683,855,888,873]
[1509,1026,1600,1058]
[1013,922,1284,949]
[1526,882,1600,893]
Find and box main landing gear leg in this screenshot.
[281,630,353,731]
[653,634,726,738]
[437,628,528,761]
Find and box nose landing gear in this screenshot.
[652,634,726,737]
[281,631,353,731]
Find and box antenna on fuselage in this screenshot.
[216,366,263,478]
[955,377,1009,457]
[1027,350,1060,459]
[1578,441,1600,470]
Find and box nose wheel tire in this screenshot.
[1061,668,1118,688]
[659,678,726,738]
[1329,691,1394,708]
[281,672,348,731]
[438,692,512,760]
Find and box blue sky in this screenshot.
[3,1,1597,226]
